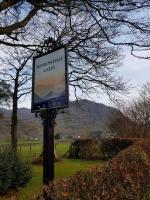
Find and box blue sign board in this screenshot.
[31,45,68,112]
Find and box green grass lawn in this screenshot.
[17,141,69,160]
[0,141,105,200]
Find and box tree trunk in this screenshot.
[10,73,19,151]
[11,96,18,151]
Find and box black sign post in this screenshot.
[31,45,68,185]
[41,109,57,184]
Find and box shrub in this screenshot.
[144,186,150,200]
[36,167,103,200]
[36,139,150,200]
[99,143,150,200]
[0,147,32,194]
[69,139,100,159]
[100,137,135,160]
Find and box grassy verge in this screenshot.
[0,142,105,200]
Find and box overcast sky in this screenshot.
[18,49,150,109]
[90,51,150,106]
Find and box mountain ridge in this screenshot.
[0,99,119,140]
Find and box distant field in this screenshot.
[0,140,69,160]
[0,141,105,200]
[19,141,70,159]
[0,140,41,144]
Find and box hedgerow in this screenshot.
[99,141,150,200]
[69,138,135,160]
[100,137,135,160]
[69,139,100,159]
[36,139,150,200]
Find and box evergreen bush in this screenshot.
[0,147,32,194]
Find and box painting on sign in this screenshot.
[31,45,68,112]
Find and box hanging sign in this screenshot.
[31,45,68,112]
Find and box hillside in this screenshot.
[0,99,119,140]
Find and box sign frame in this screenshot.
[31,45,69,112]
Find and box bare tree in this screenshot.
[1,6,128,103]
[0,47,33,150]
[0,6,129,149]
[110,82,150,138]
[109,111,140,138]
[1,0,150,59]
[1,1,150,101]
[1,0,150,148]
[28,12,128,101]
[129,82,150,137]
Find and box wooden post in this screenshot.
[41,109,57,184]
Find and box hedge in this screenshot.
[36,139,150,200]
[100,137,135,160]
[69,139,100,159]
[100,140,150,200]
[69,138,135,160]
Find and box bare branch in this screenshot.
[0,0,20,12]
[0,8,38,35]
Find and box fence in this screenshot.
[0,142,42,158]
